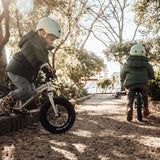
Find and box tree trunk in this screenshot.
[0,0,10,83]
[0,48,7,84]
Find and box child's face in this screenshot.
[45,34,57,49]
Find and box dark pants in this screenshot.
[127,84,148,109]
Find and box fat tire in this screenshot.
[40,97,76,134]
[136,94,142,121]
[0,84,10,98]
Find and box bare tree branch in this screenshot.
[131,24,140,41]
[15,9,23,38]
[80,0,110,50]
[0,11,4,22]
[92,31,109,48]
[72,0,89,47]
[97,20,117,42]
[52,21,71,68]
[0,0,10,52]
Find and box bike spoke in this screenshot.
[47,105,69,127]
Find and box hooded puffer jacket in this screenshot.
[120,55,154,88]
[6,31,51,82]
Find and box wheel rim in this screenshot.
[47,104,69,127]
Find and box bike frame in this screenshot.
[15,80,59,117]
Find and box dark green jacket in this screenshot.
[6,31,50,82]
[120,55,154,89]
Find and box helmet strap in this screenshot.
[43,32,48,39]
[37,30,41,36]
[37,29,48,39]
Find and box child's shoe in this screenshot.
[143,107,150,117]
[127,108,133,122]
[0,94,14,116]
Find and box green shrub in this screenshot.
[148,71,160,101]
[35,72,88,100]
[52,83,88,100]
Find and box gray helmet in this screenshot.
[36,17,61,39]
[130,44,146,56]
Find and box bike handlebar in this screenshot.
[42,67,56,79]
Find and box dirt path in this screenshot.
[0,94,160,160]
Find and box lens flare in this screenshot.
[15,0,34,14]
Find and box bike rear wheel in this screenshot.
[136,94,142,121]
[40,97,76,134]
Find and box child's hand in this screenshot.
[41,63,53,73]
[45,65,53,73]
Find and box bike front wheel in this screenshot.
[40,97,76,134]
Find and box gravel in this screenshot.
[0,94,160,160]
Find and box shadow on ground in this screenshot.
[0,94,160,160]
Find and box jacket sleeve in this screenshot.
[147,63,154,80]
[120,64,126,83]
[21,41,48,68]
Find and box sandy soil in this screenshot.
[0,94,160,160]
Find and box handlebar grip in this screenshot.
[42,67,56,74]
[42,67,56,79]
[42,67,49,73]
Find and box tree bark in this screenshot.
[0,48,7,84]
[0,0,10,83]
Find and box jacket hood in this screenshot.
[18,31,54,51]
[18,31,36,48]
[126,55,148,69]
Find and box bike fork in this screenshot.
[47,82,59,117]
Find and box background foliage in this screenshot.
[148,71,160,101]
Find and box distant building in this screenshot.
[84,67,109,93]
[84,66,120,93]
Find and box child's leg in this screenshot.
[0,72,34,115]
[141,85,150,116]
[7,72,33,102]
[127,86,136,121]
[141,85,148,107]
[127,87,136,109]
